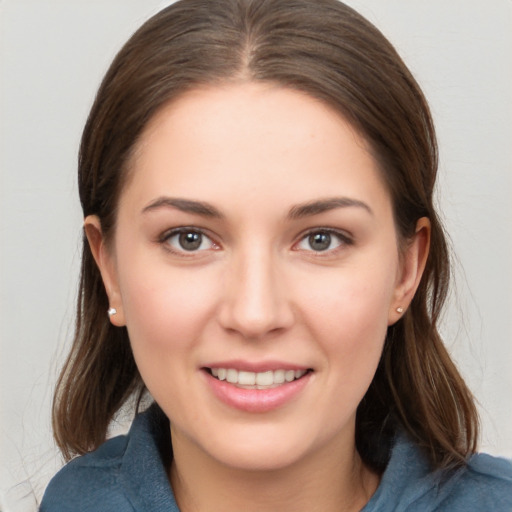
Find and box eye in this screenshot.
[162,228,217,253]
[295,230,350,252]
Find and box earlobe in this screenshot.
[388,217,431,325]
[84,215,126,326]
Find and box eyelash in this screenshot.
[294,228,353,255]
[158,227,353,256]
[159,227,219,256]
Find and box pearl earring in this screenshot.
[396,307,404,314]
[107,307,117,317]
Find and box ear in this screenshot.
[388,217,431,325]
[84,215,126,327]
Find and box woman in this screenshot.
[40,0,512,510]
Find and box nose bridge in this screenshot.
[219,243,292,338]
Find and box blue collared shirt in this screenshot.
[41,404,512,511]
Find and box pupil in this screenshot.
[309,232,331,251]
[179,232,202,251]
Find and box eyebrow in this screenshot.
[287,197,373,219]
[142,197,224,218]
[141,195,372,220]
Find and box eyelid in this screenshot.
[293,228,354,253]
[158,226,220,255]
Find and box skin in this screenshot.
[86,82,430,512]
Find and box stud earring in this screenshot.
[396,307,404,314]
[107,307,117,317]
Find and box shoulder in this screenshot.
[438,452,512,510]
[364,431,512,512]
[40,404,177,512]
[40,435,134,511]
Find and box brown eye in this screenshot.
[178,231,203,251]
[163,229,216,253]
[295,229,351,253]
[308,232,332,251]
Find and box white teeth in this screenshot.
[238,371,256,385]
[226,369,238,383]
[285,370,295,382]
[256,371,273,386]
[209,368,308,387]
[274,369,285,384]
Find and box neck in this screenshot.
[169,428,379,512]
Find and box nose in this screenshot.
[217,248,294,340]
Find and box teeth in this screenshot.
[274,369,285,384]
[209,368,307,388]
[256,371,273,386]
[285,370,295,382]
[238,371,256,385]
[226,369,238,383]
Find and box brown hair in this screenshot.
[53,0,478,470]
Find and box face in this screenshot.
[87,83,427,472]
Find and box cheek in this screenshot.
[300,266,395,340]
[295,257,397,374]
[118,263,221,419]
[116,253,219,371]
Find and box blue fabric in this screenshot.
[41,405,512,511]
[362,432,512,511]
[41,405,177,512]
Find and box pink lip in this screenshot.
[203,368,312,413]
[203,359,309,372]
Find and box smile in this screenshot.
[208,368,309,389]
[204,366,313,413]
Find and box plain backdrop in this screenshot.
[1,0,511,509]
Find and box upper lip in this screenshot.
[202,360,311,373]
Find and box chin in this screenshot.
[192,423,323,473]
[212,443,306,472]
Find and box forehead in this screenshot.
[122,82,390,215]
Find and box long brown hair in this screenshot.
[53,0,478,470]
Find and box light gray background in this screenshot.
[1,0,511,509]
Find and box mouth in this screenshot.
[203,364,313,412]
[204,367,311,390]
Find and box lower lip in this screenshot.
[204,371,312,413]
